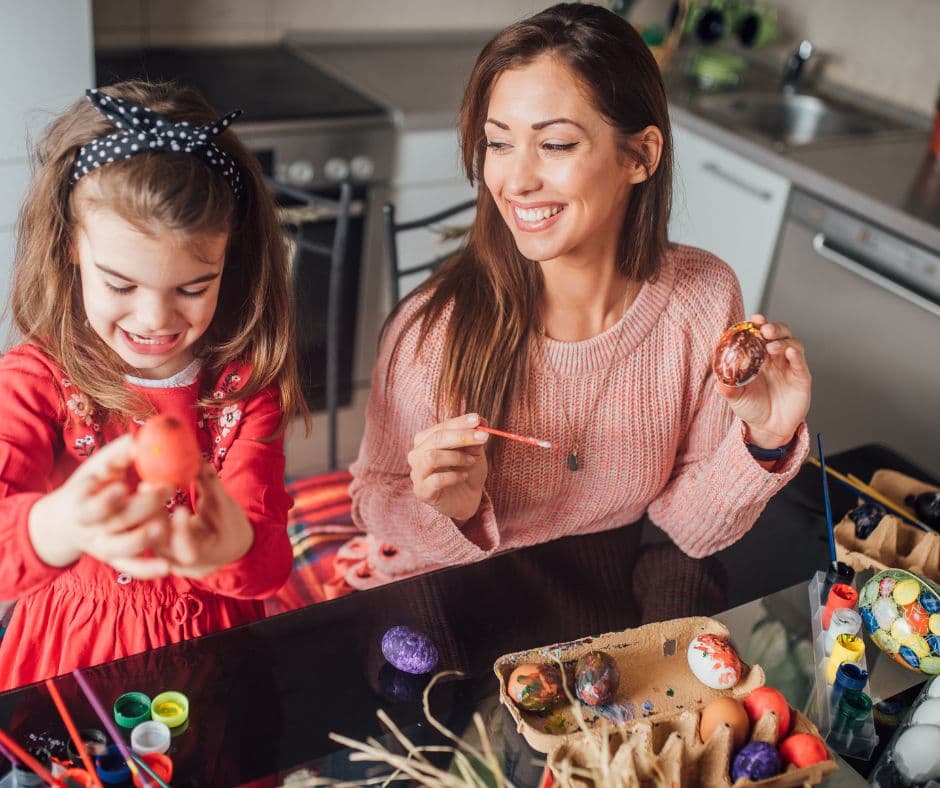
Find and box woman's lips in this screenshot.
[119,328,184,356]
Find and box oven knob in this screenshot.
[286,160,315,186]
[324,157,351,182]
[350,155,375,180]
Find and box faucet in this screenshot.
[781,40,813,93]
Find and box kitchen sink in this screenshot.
[694,91,917,147]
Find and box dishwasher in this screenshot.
[762,189,940,478]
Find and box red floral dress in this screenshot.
[0,344,293,690]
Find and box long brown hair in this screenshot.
[387,3,673,433]
[10,80,308,437]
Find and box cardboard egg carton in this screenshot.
[834,469,940,585]
[494,616,836,787]
[493,617,765,754]
[548,706,836,788]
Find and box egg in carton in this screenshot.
[548,704,836,788]
[834,469,940,585]
[494,616,765,754]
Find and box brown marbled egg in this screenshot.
[507,663,566,712]
[712,321,766,387]
[574,650,620,706]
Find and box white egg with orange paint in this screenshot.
[687,633,743,690]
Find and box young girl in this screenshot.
[350,4,812,570]
[0,81,307,690]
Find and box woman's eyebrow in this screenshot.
[485,117,586,131]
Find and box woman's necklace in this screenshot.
[536,289,633,472]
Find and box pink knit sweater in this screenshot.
[350,245,809,566]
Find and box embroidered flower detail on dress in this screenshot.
[218,404,242,437]
[74,434,96,457]
[66,392,95,426]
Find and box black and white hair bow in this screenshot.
[71,88,244,199]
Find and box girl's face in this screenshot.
[74,206,227,379]
[483,54,650,268]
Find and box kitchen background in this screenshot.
[3,1,940,481]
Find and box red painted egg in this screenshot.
[744,686,792,741]
[134,415,201,488]
[779,733,829,768]
[904,602,931,635]
[712,321,766,387]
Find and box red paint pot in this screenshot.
[60,769,96,787]
[132,752,173,787]
[823,583,859,629]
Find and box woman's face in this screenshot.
[483,54,648,268]
[74,204,226,379]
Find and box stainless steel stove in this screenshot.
[96,46,396,421]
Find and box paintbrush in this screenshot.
[0,728,62,786]
[72,670,150,787]
[477,426,552,449]
[45,679,103,788]
[806,455,931,532]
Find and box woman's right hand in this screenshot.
[27,435,173,579]
[408,413,489,523]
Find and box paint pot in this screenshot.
[132,752,173,787]
[60,768,96,787]
[12,747,51,787]
[150,690,189,729]
[113,692,152,729]
[131,720,171,755]
[95,743,131,785]
[66,728,108,762]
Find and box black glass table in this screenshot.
[0,444,934,786]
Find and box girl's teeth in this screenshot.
[515,206,562,222]
[130,332,173,345]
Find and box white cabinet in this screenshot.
[669,123,790,315]
[389,129,475,299]
[0,1,93,337]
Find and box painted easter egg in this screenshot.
[779,733,829,768]
[134,414,201,488]
[893,725,940,783]
[687,633,743,690]
[744,687,792,741]
[507,663,566,712]
[860,569,940,673]
[381,625,439,675]
[712,321,766,387]
[731,741,782,782]
[574,650,620,706]
[848,502,887,540]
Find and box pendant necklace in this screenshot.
[536,288,633,472]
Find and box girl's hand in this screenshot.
[28,435,173,578]
[717,314,812,449]
[146,463,254,578]
[408,412,489,523]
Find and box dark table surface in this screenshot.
[0,444,935,787]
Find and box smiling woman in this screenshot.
[348,2,812,572]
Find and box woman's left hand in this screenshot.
[151,464,254,578]
[716,314,812,449]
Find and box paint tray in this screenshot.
[494,616,837,786]
[834,469,940,585]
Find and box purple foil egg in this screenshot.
[381,625,440,675]
[732,741,782,782]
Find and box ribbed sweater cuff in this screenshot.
[414,492,500,564]
[664,421,809,558]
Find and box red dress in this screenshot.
[0,345,293,690]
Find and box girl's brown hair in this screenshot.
[387,3,673,432]
[11,80,308,437]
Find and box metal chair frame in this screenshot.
[267,176,354,471]
[383,198,476,305]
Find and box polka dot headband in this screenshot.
[71,88,244,199]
